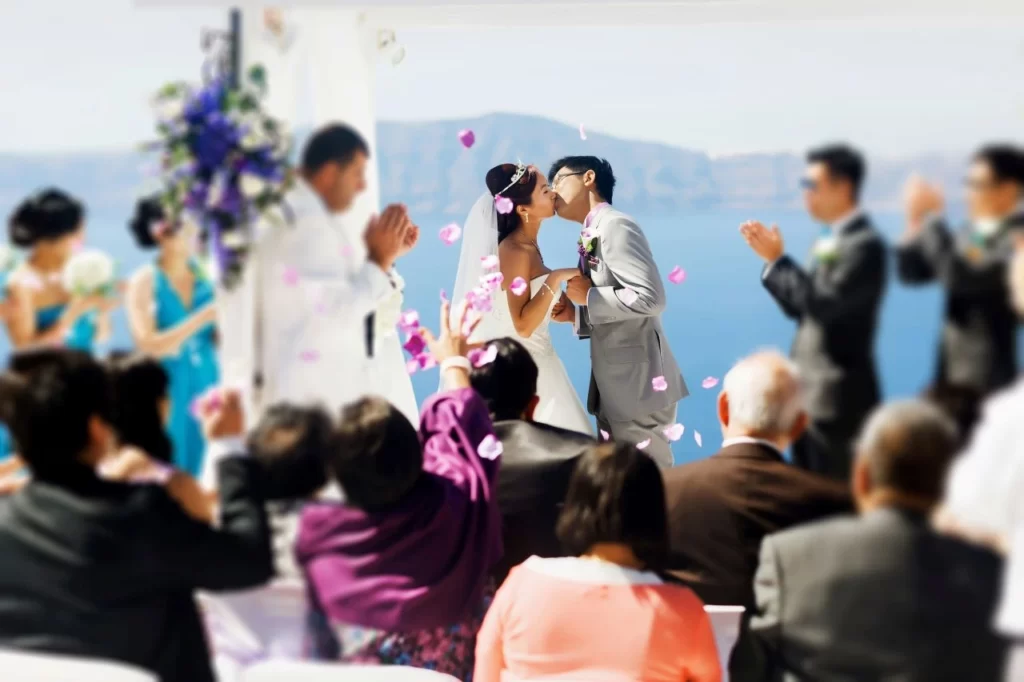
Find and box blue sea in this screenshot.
[2,208,979,465]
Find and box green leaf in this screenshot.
[247,64,267,91]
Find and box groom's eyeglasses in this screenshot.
[552,172,586,188]
[799,178,818,191]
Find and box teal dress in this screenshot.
[153,261,219,476]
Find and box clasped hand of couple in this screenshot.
[547,269,592,324]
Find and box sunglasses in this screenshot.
[799,178,818,191]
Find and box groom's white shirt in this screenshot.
[256,178,394,412]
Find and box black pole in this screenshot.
[228,8,242,89]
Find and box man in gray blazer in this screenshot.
[549,156,687,467]
[731,400,1008,682]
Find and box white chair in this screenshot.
[198,578,308,665]
[0,649,157,681]
[705,605,745,681]
[242,660,459,681]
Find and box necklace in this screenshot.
[515,236,544,265]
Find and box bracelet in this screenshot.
[440,356,472,373]
[540,283,556,297]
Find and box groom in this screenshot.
[549,156,688,467]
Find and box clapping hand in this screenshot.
[903,175,944,238]
[364,204,413,271]
[740,220,785,263]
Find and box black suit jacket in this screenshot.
[0,458,273,682]
[491,419,595,584]
[762,215,887,430]
[662,442,852,607]
[733,507,1008,682]
[896,213,1024,396]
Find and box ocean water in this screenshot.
[0,208,966,465]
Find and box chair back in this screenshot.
[0,649,157,681]
[242,660,460,681]
[704,605,745,681]
[198,578,307,663]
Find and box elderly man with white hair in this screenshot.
[663,349,851,608]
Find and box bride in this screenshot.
[451,162,593,436]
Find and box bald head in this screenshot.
[719,350,806,444]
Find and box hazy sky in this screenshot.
[2,1,1021,155]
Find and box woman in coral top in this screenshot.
[475,442,721,682]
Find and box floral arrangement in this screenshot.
[63,249,117,297]
[578,227,599,267]
[144,63,295,288]
[811,234,839,264]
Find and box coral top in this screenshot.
[475,556,721,682]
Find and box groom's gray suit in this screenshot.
[575,204,688,467]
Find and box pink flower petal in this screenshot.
[668,265,686,284]
[481,271,504,292]
[439,223,462,245]
[579,123,587,141]
[509,276,528,296]
[663,423,685,442]
[458,129,475,149]
[340,245,354,258]
[189,388,223,418]
[282,266,299,286]
[694,430,703,447]
[494,196,514,215]
[403,333,426,356]
[480,255,500,271]
[299,349,320,363]
[313,300,328,314]
[416,352,437,370]
[466,287,494,313]
[468,344,498,368]
[600,429,610,440]
[636,439,651,450]
[652,375,668,392]
[440,289,449,303]
[397,309,420,335]
[620,288,639,306]
[478,434,504,460]
[701,376,719,389]
[405,359,419,375]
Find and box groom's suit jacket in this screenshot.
[575,205,687,422]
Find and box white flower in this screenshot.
[812,236,839,261]
[374,272,405,339]
[220,231,249,249]
[206,173,226,209]
[241,123,271,151]
[239,172,268,199]
[0,243,18,274]
[63,249,115,296]
[154,94,185,122]
[974,218,1001,239]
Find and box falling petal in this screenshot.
[405,359,419,375]
[509,276,528,296]
[694,430,703,447]
[663,423,685,442]
[702,376,719,389]
[340,245,354,258]
[439,223,462,245]
[440,289,449,303]
[282,266,299,286]
[299,349,320,363]
[416,353,437,370]
[403,333,426,356]
[600,429,610,440]
[478,434,504,460]
[481,271,504,292]
[397,309,420,335]
[636,439,651,450]
[620,288,639,306]
[579,123,587,140]
[652,375,668,392]
[468,344,498,368]
[668,265,686,284]
[313,300,328,314]
[458,129,475,149]
[480,255,500,271]
[494,196,514,215]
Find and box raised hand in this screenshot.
[364,203,411,271]
[903,175,944,237]
[740,220,785,263]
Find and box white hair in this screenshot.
[722,349,805,436]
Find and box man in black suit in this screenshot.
[469,337,595,583]
[897,144,1024,397]
[0,349,273,682]
[733,400,1008,682]
[741,144,887,481]
[663,350,851,608]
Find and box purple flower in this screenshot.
[403,333,426,356]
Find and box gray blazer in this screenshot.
[575,206,687,422]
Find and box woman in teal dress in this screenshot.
[125,197,218,477]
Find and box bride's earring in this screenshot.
[524,212,530,224]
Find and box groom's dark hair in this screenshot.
[302,123,370,174]
[548,156,616,204]
[470,338,539,421]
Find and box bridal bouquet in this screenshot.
[63,249,117,297]
[375,271,406,340]
[143,62,295,288]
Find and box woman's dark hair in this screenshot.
[0,348,112,479]
[128,196,166,249]
[556,443,668,568]
[329,396,422,511]
[8,188,85,248]
[106,352,172,464]
[247,402,332,501]
[469,337,539,421]
[486,163,539,244]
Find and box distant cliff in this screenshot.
[0,112,968,218]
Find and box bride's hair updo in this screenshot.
[8,188,84,248]
[485,163,538,244]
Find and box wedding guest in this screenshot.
[733,400,1007,682]
[126,197,219,477]
[474,442,721,682]
[663,350,851,608]
[922,381,982,450]
[295,301,501,681]
[897,144,1024,398]
[469,337,594,583]
[741,144,886,481]
[0,348,272,682]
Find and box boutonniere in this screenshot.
[812,236,839,263]
[578,227,600,266]
[973,218,1002,241]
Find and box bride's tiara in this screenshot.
[496,161,529,196]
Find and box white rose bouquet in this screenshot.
[374,271,406,340]
[62,249,117,297]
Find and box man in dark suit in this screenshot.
[663,350,851,608]
[0,349,273,682]
[741,144,887,481]
[897,144,1024,397]
[469,337,595,583]
[733,400,1008,682]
